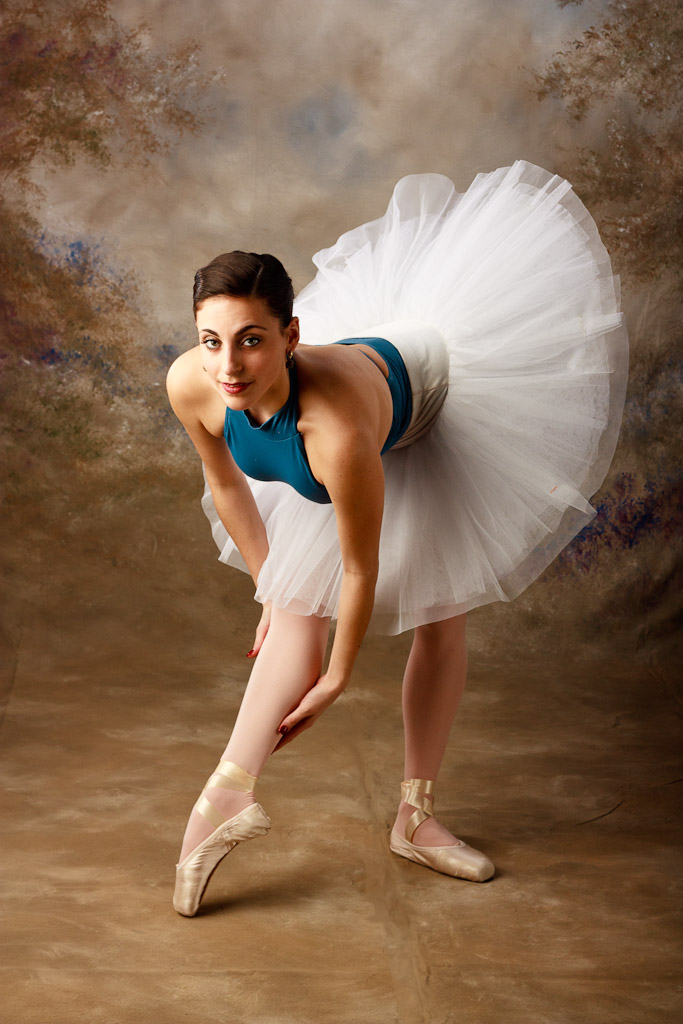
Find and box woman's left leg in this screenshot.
[391,612,494,880]
[394,612,469,846]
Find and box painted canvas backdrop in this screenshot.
[1,0,680,674]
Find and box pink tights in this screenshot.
[178,607,468,862]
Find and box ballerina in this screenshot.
[166,162,628,916]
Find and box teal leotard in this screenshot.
[223,338,412,504]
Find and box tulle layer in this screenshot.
[202,161,629,634]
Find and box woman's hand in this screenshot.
[247,602,271,658]
[274,674,346,750]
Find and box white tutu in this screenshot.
[202,160,629,634]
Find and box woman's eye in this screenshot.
[242,336,261,348]
[202,337,220,350]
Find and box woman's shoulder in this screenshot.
[166,345,222,432]
[297,345,370,413]
[166,345,214,406]
[296,344,392,451]
[167,344,202,391]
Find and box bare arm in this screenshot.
[166,352,271,649]
[320,428,384,685]
[276,420,385,744]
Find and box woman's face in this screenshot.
[195,295,299,423]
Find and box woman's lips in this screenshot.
[221,381,250,395]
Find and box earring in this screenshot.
[285,349,295,369]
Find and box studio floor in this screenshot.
[1,531,681,1024]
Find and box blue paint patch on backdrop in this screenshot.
[557,471,682,573]
[288,86,356,142]
[285,85,370,180]
[39,339,131,395]
[620,355,683,443]
[35,232,128,290]
[29,231,136,395]
[155,342,182,367]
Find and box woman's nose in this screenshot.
[222,345,242,377]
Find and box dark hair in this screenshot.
[192,251,294,327]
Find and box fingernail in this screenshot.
[246,649,256,658]
[278,725,288,735]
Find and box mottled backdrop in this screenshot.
[1,0,681,673]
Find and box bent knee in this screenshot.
[414,613,467,647]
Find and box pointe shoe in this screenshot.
[173,762,271,917]
[389,779,494,882]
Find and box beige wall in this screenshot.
[2,0,679,667]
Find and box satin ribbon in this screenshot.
[401,778,436,842]
[194,760,258,829]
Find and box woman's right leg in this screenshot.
[178,606,330,862]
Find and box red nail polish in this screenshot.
[279,725,288,735]
[246,649,256,658]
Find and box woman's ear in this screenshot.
[287,316,300,350]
